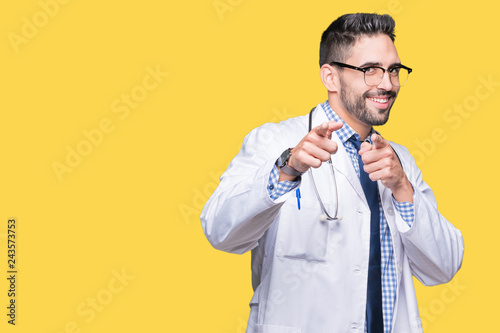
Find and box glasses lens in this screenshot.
[390,67,410,87]
[363,67,384,86]
[363,67,410,87]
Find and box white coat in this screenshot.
[201,103,464,333]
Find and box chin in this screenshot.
[368,109,391,126]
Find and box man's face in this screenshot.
[337,34,401,126]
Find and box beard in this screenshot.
[339,76,398,126]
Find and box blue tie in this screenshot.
[348,135,384,333]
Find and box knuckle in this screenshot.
[302,141,312,151]
[382,159,392,168]
[292,150,303,163]
[382,148,393,158]
[321,152,331,162]
[307,134,320,145]
[312,159,322,168]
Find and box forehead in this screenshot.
[346,34,400,66]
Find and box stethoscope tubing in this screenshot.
[308,108,342,221]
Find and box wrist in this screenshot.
[391,178,414,203]
[278,167,300,182]
[276,148,304,178]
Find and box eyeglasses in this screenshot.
[330,61,412,87]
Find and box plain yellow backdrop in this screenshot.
[0,0,497,332]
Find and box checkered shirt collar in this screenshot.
[321,100,378,143]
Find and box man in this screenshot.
[201,13,464,333]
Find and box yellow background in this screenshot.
[0,0,496,332]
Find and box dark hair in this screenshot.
[319,13,396,67]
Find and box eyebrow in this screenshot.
[358,61,402,68]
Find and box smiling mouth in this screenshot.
[367,96,392,109]
[367,97,390,103]
[364,90,397,109]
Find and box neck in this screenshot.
[328,94,372,141]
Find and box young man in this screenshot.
[201,13,464,333]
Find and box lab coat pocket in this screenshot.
[254,324,302,333]
[275,200,329,262]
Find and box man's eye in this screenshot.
[364,67,377,75]
[389,67,401,75]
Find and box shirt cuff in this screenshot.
[392,198,415,228]
[268,164,300,200]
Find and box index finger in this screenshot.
[371,133,389,149]
[313,121,343,139]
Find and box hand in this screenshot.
[280,121,342,181]
[359,133,414,202]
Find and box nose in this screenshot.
[376,70,393,91]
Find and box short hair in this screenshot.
[319,13,396,67]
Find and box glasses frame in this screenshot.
[329,61,413,87]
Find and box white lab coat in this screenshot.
[201,103,464,333]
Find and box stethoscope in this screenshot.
[308,108,342,221]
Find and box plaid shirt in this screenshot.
[268,101,415,333]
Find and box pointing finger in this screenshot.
[313,121,343,139]
[371,133,389,149]
[313,122,329,138]
[325,121,343,138]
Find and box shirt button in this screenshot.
[269,184,274,190]
[387,207,394,216]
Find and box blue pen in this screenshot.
[296,188,301,210]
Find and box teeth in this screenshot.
[368,97,389,103]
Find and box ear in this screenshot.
[320,64,341,93]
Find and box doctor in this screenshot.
[201,13,464,333]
